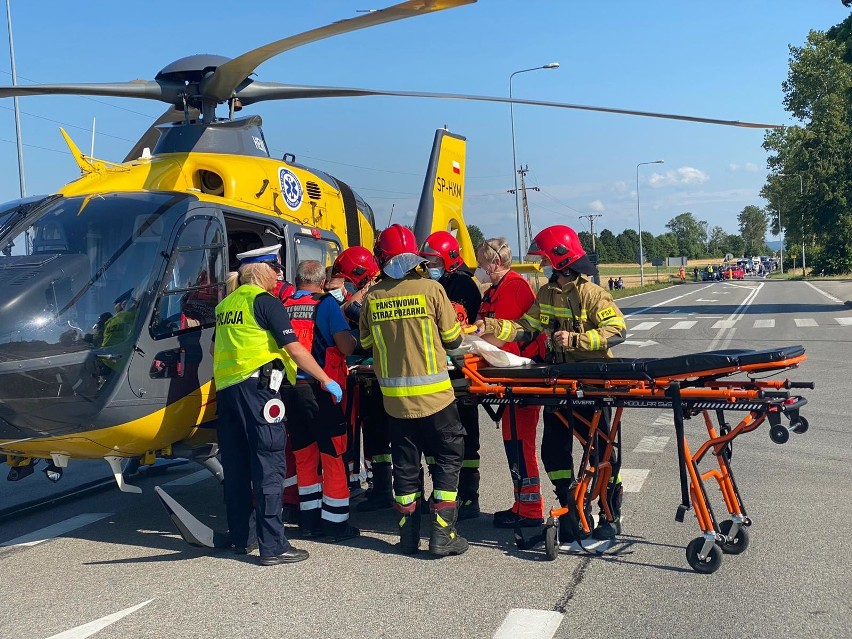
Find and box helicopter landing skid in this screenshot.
[104,456,142,493]
[154,486,231,549]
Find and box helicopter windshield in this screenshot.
[0,193,188,404]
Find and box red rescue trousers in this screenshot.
[501,404,544,519]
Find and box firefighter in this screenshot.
[360,224,468,556]
[331,246,394,512]
[419,231,483,520]
[474,238,545,529]
[475,225,628,547]
[282,260,359,542]
[213,244,343,566]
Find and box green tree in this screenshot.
[737,205,768,256]
[467,224,485,250]
[762,25,852,274]
[655,232,679,257]
[665,212,708,258]
[707,226,727,256]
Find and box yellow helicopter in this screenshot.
[0,0,780,493]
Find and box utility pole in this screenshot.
[578,213,603,253]
[507,164,539,261]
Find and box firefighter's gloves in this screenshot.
[322,380,344,404]
[551,331,580,350]
[473,318,502,337]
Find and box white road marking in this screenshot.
[493,609,563,639]
[754,319,775,328]
[794,318,818,327]
[652,414,674,426]
[712,320,738,329]
[696,298,718,302]
[804,281,842,303]
[630,321,660,331]
[1,513,113,549]
[836,317,852,326]
[633,436,669,454]
[621,469,651,493]
[161,469,211,487]
[623,283,715,316]
[621,339,658,348]
[671,321,697,330]
[707,283,763,351]
[45,600,153,639]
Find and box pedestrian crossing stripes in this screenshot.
[652,415,674,426]
[620,469,651,493]
[633,435,670,454]
[624,317,852,330]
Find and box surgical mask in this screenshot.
[474,267,490,284]
[428,266,445,280]
[542,266,554,280]
[329,288,345,304]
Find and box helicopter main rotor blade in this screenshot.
[0,80,184,104]
[122,106,201,163]
[236,82,783,129]
[201,0,476,103]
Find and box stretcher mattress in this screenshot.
[473,345,806,381]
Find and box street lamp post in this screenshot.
[779,173,805,276]
[636,160,664,286]
[510,62,559,260]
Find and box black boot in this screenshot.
[299,509,324,538]
[457,466,481,521]
[396,500,421,555]
[592,480,623,540]
[357,463,394,512]
[554,480,589,548]
[428,501,469,557]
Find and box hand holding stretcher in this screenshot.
[457,344,813,574]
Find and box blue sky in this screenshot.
[1,1,849,248]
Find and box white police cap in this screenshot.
[236,244,282,266]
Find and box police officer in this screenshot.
[475,225,627,548]
[419,231,482,520]
[359,224,468,556]
[282,260,359,541]
[331,246,394,512]
[213,244,343,566]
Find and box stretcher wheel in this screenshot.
[544,524,558,561]
[790,416,809,434]
[685,538,723,574]
[770,423,790,444]
[718,520,750,555]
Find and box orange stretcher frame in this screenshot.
[458,346,813,574]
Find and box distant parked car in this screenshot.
[724,265,745,280]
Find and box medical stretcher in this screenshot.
[458,345,813,574]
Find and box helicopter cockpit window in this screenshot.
[294,234,340,268]
[150,217,226,340]
[0,193,187,403]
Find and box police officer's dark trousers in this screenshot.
[456,399,481,516]
[217,377,290,557]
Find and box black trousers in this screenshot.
[216,376,290,557]
[541,405,619,486]
[361,382,392,462]
[389,403,465,504]
[457,400,480,501]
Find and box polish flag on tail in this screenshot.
[452,160,461,175]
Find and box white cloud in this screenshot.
[648,166,709,187]
[589,199,605,212]
[729,162,760,173]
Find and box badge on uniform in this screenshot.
[262,398,286,423]
[268,369,284,392]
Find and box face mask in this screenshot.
[542,267,554,280]
[329,288,345,303]
[428,266,445,280]
[474,267,490,284]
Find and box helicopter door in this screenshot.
[127,209,227,404]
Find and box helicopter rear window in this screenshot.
[294,234,340,268]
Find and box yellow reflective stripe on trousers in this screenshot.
[379,375,452,397]
[371,325,388,376]
[395,491,422,506]
[421,319,438,375]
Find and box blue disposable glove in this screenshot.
[322,380,343,404]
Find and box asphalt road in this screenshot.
[1,278,850,639]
